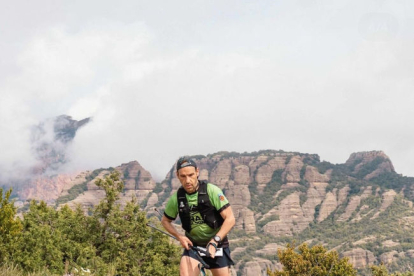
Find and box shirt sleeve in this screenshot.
[207,183,230,213]
[163,191,178,220]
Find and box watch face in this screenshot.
[214,236,221,242]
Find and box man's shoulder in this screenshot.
[166,190,178,202]
[205,182,223,195]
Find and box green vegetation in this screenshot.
[371,173,414,201]
[55,182,88,206]
[55,168,107,206]
[356,157,385,179]
[267,243,357,276]
[0,172,181,276]
[249,169,284,214]
[0,188,22,265]
[370,264,414,276]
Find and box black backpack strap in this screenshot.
[198,181,224,230]
[198,180,208,201]
[177,187,191,232]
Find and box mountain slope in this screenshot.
[21,150,414,275]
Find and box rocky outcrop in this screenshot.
[238,258,282,276]
[345,151,395,179]
[282,156,303,183]
[117,161,156,190]
[19,173,78,203]
[233,165,251,185]
[302,182,327,220]
[255,156,286,185]
[353,236,376,246]
[263,192,312,236]
[371,190,397,219]
[342,248,376,268]
[234,207,256,233]
[337,186,373,222]
[382,240,400,248]
[255,243,285,256]
[59,161,157,211]
[317,191,337,222]
[209,159,233,189]
[379,250,402,264]
[304,166,330,183]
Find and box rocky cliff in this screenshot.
[16,150,414,275]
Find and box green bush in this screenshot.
[1,172,181,275]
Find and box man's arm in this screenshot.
[207,206,235,257]
[161,215,193,250]
[216,206,235,240]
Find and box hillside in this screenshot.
[15,150,414,276]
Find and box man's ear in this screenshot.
[196,168,200,177]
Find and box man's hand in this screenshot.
[177,235,193,250]
[207,240,218,258]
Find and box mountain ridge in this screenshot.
[11,149,414,275]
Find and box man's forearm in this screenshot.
[216,215,235,240]
[215,206,235,240]
[161,216,182,239]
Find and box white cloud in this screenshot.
[1,0,414,182]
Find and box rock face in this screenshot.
[345,151,395,179]
[255,243,285,256]
[19,173,79,203]
[342,248,376,268]
[338,186,373,222]
[60,161,157,211]
[238,258,281,276]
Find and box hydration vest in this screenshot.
[177,180,224,233]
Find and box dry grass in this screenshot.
[0,264,59,276]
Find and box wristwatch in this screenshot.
[213,235,221,243]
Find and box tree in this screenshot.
[12,200,70,274]
[267,243,357,276]
[90,170,181,275]
[0,187,22,263]
[5,171,181,275]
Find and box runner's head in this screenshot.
[176,157,197,172]
[176,157,199,193]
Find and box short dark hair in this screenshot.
[176,157,197,171]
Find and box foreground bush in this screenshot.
[267,243,357,276]
[0,171,181,275]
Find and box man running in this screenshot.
[161,157,235,276]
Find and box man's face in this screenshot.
[176,166,199,193]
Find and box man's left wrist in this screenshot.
[213,235,221,243]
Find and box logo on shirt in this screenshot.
[218,193,225,201]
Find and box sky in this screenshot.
[1,0,413,181]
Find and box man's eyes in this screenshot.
[179,173,194,178]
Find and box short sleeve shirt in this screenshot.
[164,183,229,245]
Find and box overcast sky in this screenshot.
[1,0,413,181]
